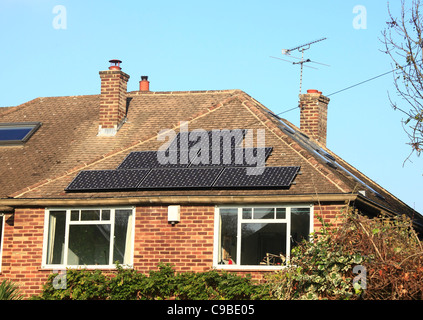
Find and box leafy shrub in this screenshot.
[265,214,364,300]
[266,209,423,300]
[0,279,23,300]
[35,263,266,300]
[173,269,266,300]
[37,268,109,300]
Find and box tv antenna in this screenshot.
[270,37,329,96]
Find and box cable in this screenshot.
[274,66,401,116]
[326,68,397,97]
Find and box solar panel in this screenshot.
[213,166,300,188]
[190,147,273,167]
[138,167,224,189]
[66,169,150,191]
[117,150,190,169]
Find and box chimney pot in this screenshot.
[109,59,122,70]
[139,76,150,91]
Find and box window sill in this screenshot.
[40,264,133,271]
[213,265,285,272]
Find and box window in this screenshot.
[0,122,41,145]
[43,208,134,268]
[0,214,4,272]
[214,205,312,269]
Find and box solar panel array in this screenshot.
[66,169,150,191]
[66,130,300,192]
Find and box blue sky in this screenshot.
[1,0,422,214]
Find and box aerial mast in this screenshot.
[271,37,329,96]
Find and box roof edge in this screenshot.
[0,193,357,208]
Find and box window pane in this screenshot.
[0,127,32,141]
[102,210,111,221]
[241,223,286,265]
[253,208,274,219]
[276,208,286,219]
[68,224,111,265]
[219,208,238,265]
[291,208,310,246]
[70,210,79,221]
[242,208,252,219]
[113,210,132,264]
[46,211,66,265]
[80,210,101,221]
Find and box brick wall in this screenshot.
[313,202,347,230]
[299,90,330,146]
[0,202,348,298]
[0,208,50,298]
[98,69,130,131]
[134,206,215,273]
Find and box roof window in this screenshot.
[0,122,41,145]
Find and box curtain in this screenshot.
[123,212,133,265]
[47,214,56,265]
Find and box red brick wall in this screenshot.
[0,203,348,298]
[99,70,130,130]
[134,206,215,273]
[313,202,347,230]
[0,208,50,298]
[299,91,330,146]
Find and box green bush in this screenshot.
[37,268,109,300]
[265,210,423,300]
[0,279,23,300]
[35,263,267,300]
[265,215,364,300]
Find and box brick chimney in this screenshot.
[299,89,330,146]
[139,76,150,91]
[98,59,130,136]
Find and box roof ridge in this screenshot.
[8,91,245,198]
[128,89,242,96]
[0,97,41,118]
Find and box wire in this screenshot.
[274,66,400,116]
[326,68,397,97]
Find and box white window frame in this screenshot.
[42,207,135,270]
[0,214,4,273]
[213,204,314,270]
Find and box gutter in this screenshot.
[0,193,358,208]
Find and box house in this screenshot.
[0,60,422,298]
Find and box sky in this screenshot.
[0,0,422,214]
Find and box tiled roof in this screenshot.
[0,88,421,228]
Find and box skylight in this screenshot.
[0,122,41,145]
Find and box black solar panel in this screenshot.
[66,169,150,191]
[138,167,224,189]
[191,147,273,167]
[117,150,190,169]
[213,166,300,188]
[65,129,301,192]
